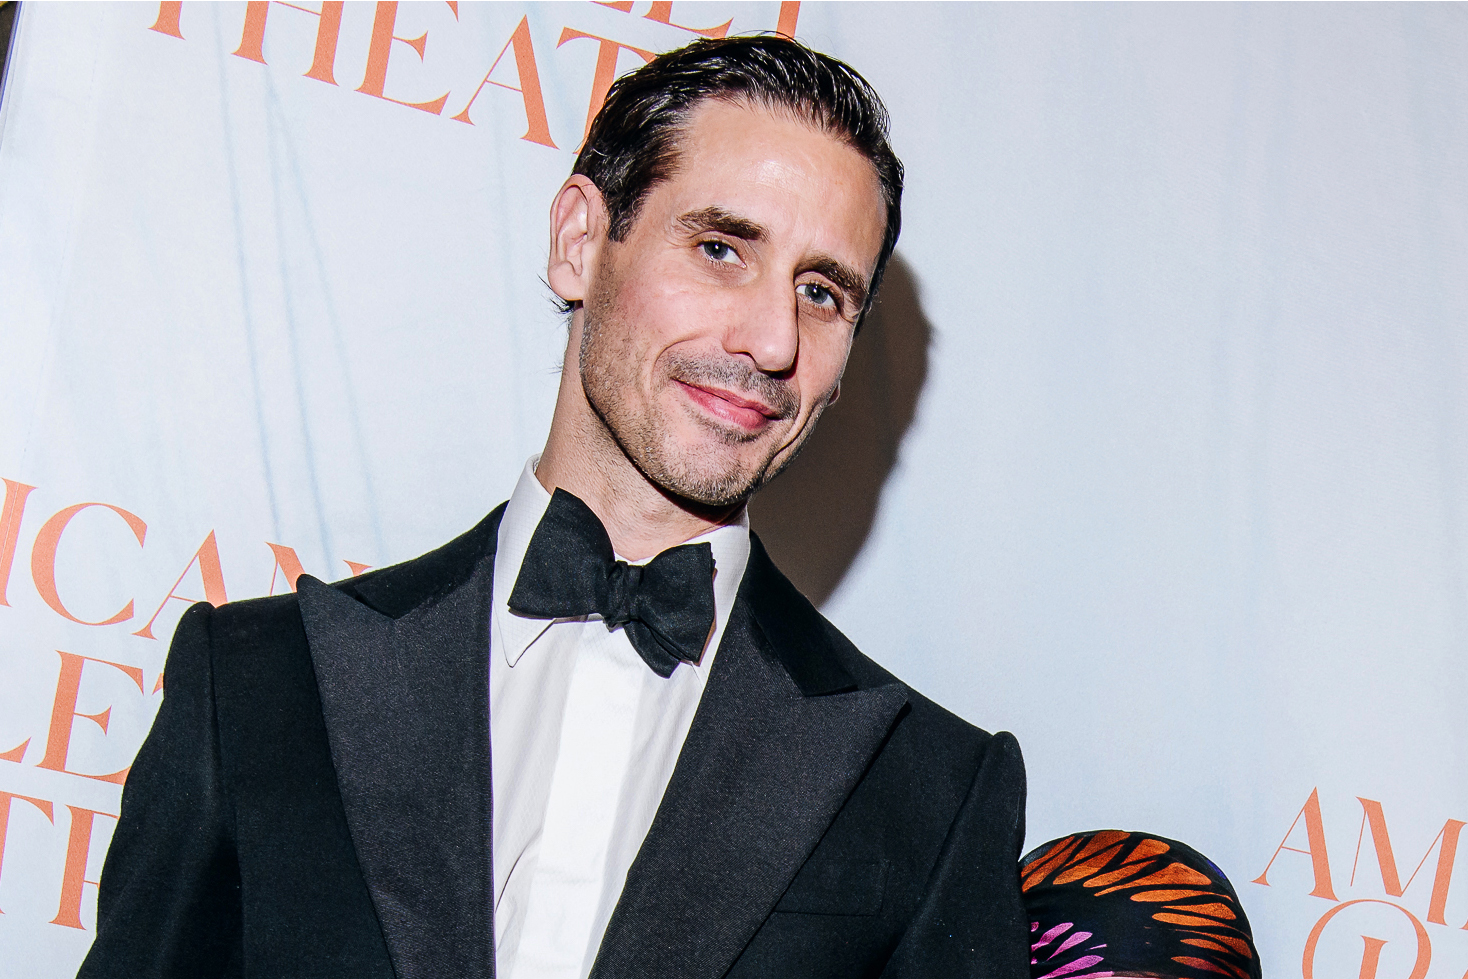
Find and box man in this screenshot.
[80,36,1028,979]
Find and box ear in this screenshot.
[825,380,841,407]
[548,175,606,305]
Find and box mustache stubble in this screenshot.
[660,350,802,426]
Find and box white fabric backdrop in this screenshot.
[1,3,1465,977]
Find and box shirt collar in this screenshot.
[493,455,752,672]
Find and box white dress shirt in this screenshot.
[490,457,751,979]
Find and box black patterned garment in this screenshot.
[1020,831,1262,979]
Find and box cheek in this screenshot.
[781,340,849,437]
[606,273,696,347]
[798,332,853,401]
[616,246,749,334]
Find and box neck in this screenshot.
[536,342,742,562]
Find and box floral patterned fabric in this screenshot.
[1020,830,1261,979]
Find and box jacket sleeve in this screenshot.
[880,731,1031,979]
[77,601,244,979]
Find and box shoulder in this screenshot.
[823,606,1009,787]
[742,539,1026,895]
[174,505,506,684]
[205,505,507,641]
[825,612,994,747]
[809,604,1027,856]
[205,591,307,650]
[743,532,1004,767]
[157,592,308,693]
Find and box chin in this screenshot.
[650,460,764,509]
[589,385,792,508]
[640,439,775,509]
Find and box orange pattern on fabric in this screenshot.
[1021,835,1082,892]
[1154,912,1231,928]
[1168,901,1237,920]
[1022,835,1079,877]
[1053,844,1126,885]
[1097,861,1212,894]
[1073,830,1132,858]
[1123,838,1172,863]
[1181,930,1253,957]
[1086,861,1155,888]
[1129,889,1213,901]
[1023,832,1258,979]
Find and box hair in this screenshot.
[571,34,904,323]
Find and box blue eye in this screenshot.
[701,240,736,263]
[798,282,836,308]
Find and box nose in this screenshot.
[723,274,799,375]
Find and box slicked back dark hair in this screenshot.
[573,34,904,321]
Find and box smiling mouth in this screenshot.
[676,380,784,431]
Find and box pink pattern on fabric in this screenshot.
[1036,954,1107,979]
[1033,921,1073,951]
[1051,930,1094,958]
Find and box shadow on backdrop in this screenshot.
[751,254,932,607]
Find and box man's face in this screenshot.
[575,99,887,508]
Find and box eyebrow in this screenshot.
[677,206,767,242]
[808,257,869,312]
[676,206,871,312]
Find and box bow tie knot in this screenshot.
[600,561,644,630]
[508,489,717,677]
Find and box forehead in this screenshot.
[646,99,887,273]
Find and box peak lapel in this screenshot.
[297,509,501,979]
[589,556,907,979]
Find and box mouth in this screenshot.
[675,380,783,432]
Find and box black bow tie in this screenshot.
[507,488,716,678]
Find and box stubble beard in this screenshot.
[577,294,819,509]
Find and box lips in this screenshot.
[676,380,781,431]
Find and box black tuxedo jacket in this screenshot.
[79,505,1029,979]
